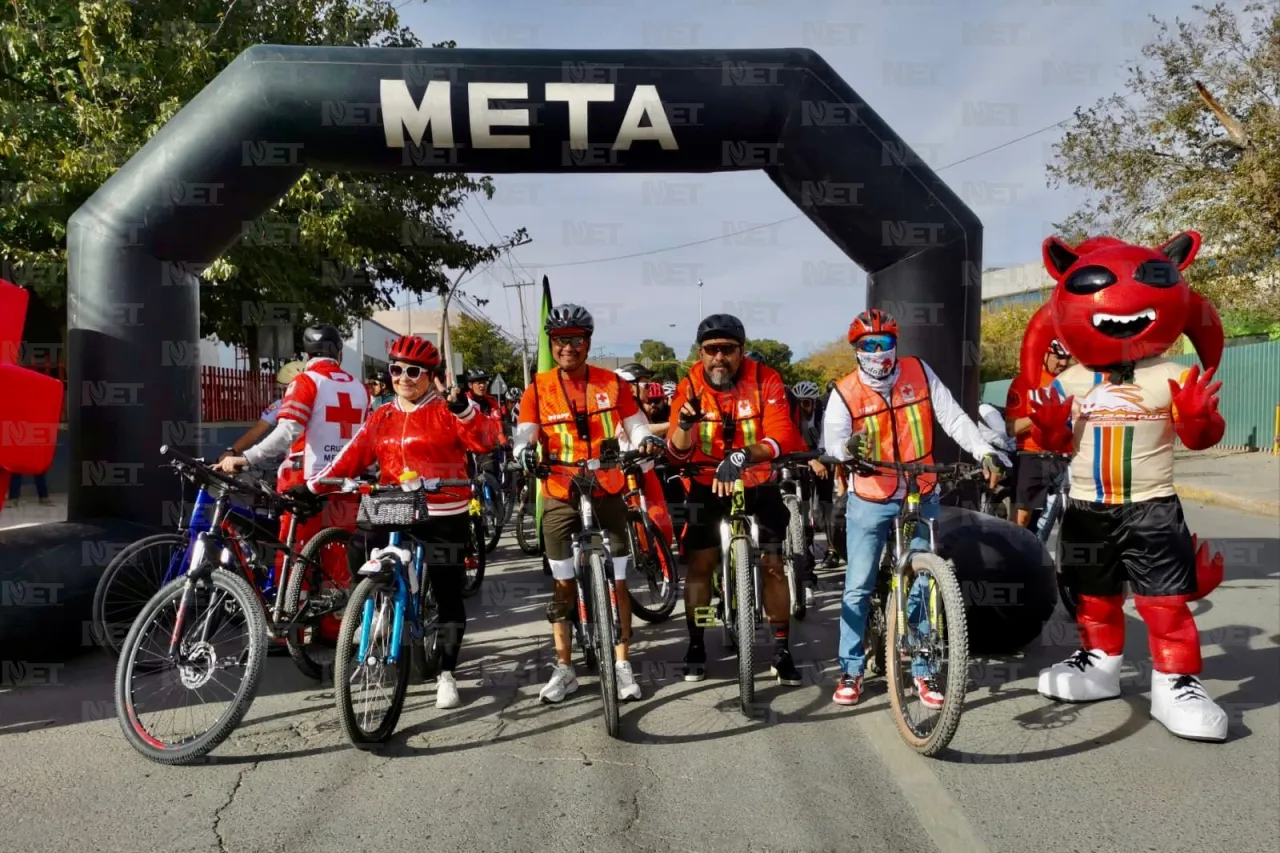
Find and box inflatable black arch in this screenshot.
[65,46,983,526]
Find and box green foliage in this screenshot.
[0,0,520,353]
[634,338,680,381]
[979,303,1041,382]
[794,339,857,386]
[1046,1,1280,314]
[451,314,522,380]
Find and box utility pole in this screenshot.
[503,281,535,386]
[440,233,533,387]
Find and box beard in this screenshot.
[705,362,736,390]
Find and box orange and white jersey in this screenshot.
[277,358,370,478]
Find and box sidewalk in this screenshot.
[1174,448,1280,519]
[0,494,67,531]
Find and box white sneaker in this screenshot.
[436,671,460,710]
[615,660,642,701]
[1037,649,1123,702]
[1150,671,1228,742]
[539,662,579,704]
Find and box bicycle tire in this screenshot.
[283,526,353,681]
[515,485,542,555]
[732,536,756,717]
[334,577,411,747]
[93,532,187,656]
[865,552,891,678]
[782,496,807,621]
[462,515,487,599]
[589,552,620,738]
[625,517,679,623]
[115,569,266,765]
[884,552,969,757]
[413,575,443,682]
[479,475,503,553]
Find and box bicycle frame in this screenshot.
[353,530,428,666]
[566,467,621,646]
[717,480,762,640]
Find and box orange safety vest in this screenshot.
[679,359,775,489]
[532,366,626,500]
[834,357,936,503]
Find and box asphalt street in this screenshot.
[1,500,1276,853]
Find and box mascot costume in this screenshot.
[0,280,64,512]
[1019,231,1229,742]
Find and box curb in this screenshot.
[1174,484,1280,519]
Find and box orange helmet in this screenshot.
[388,335,440,368]
[847,309,899,344]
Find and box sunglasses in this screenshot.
[855,335,896,353]
[388,364,426,380]
[701,343,740,357]
[552,335,587,349]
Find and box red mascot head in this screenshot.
[1019,231,1224,386]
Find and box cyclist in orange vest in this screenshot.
[512,304,666,705]
[1004,339,1073,528]
[824,310,1009,708]
[667,314,807,685]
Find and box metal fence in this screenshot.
[979,339,1280,451]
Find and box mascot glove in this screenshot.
[1028,387,1074,454]
[1168,365,1226,450]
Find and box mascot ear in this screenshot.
[1042,237,1079,278]
[1158,231,1201,271]
[1019,304,1057,386]
[1184,291,1224,371]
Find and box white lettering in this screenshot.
[469,82,530,149]
[545,83,614,149]
[381,79,454,148]
[613,85,678,150]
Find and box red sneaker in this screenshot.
[914,676,945,710]
[832,673,863,706]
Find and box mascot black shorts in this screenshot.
[1059,495,1197,597]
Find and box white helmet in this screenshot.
[792,380,820,400]
[662,380,677,399]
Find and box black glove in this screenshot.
[284,484,318,508]
[677,395,702,432]
[518,444,539,472]
[715,449,749,485]
[639,435,666,456]
[845,432,867,460]
[447,392,471,415]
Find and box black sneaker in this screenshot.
[682,644,707,682]
[770,649,802,686]
[822,550,840,569]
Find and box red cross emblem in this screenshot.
[325,391,364,439]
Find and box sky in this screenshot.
[388,0,1238,360]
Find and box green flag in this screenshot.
[534,276,553,551]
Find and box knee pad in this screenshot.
[545,598,573,623]
[612,555,629,583]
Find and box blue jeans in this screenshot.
[839,491,940,678]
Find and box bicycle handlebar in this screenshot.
[160,444,268,494]
[820,455,983,479]
[313,476,472,494]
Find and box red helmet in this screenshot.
[644,382,664,400]
[388,335,440,368]
[847,309,899,344]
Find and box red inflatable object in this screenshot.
[0,279,65,512]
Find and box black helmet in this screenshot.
[302,324,342,359]
[464,368,489,382]
[616,362,650,382]
[744,350,765,362]
[696,314,746,345]
[546,303,594,335]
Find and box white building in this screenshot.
[981,262,1054,311]
[199,316,441,378]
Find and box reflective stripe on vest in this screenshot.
[835,357,936,503]
[534,366,625,499]
[683,360,772,488]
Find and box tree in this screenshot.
[979,303,1041,382]
[1046,1,1280,314]
[795,339,857,386]
[0,0,520,362]
[635,339,680,381]
[451,314,522,381]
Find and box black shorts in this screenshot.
[682,481,789,556]
[1059,495,1197,597]
[1015,453,1068,512]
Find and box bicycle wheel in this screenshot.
[115,569,266,765]
[515,485,541,555]
[782,496,807,621]
[480,476,503,553]
[732,536,756,717]
[588,552,620,738]
[625,517,679,623]
[412,576,442,682]
[884,552,969,756]
[462,515,487,599]
[334,577,411,747]
[283,526,353,681]
[864,552,891,678]
[93,532,187,656]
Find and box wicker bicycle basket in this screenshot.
[356,489,431,528]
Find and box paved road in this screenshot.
[1,501,1276,853]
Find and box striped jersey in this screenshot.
[1057,358,1192,504]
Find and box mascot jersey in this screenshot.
[1058,359,1194,504]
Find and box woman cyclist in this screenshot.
[297,335,491,710]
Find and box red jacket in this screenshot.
[309,395,490,515]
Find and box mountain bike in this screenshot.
[468,452,504,555]
[777,458,822,621]
[619,451,680,624]
[321,474,471,747]
[832,456,982,756]
[682,450,822,718]
[529,447,639,739]
[513,467,543,556]
[114,446,349,765]
[461,477,490,599]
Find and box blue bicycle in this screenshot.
[321,475,471,747]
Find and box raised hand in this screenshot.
[1168,365,1225,450]
[1028,387,1074,454]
